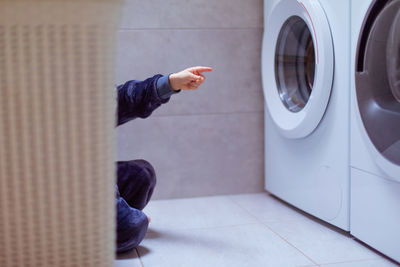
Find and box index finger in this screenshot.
[188,66,213,74]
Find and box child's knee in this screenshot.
[132,159,157,188]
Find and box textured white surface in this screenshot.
[0,1,121,266]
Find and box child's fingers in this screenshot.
[188,72,201,80]
[188,82,199,90]
[194,76,205,83]
[188,66,213,74]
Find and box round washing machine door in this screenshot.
[262,0,334,139]
[355,0,400,181]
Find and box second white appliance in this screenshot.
[351,0,400,262]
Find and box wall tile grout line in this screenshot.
[118,27,264,31]
[148,110,264,119]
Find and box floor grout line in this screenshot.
[319,257,400,266]
[262,222,320,266]
[135,248,145,267]
[146,222,264,234]
[226,195,320,266]
[226,194,396,266]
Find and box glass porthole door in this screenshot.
[275,16,315,113]
[262,0,333,139]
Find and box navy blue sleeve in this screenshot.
[117,74,170,126]
[156,74,181,99]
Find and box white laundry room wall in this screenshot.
[115,0,265,199]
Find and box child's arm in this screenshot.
[117,75,169,126]
[116,66,212,126]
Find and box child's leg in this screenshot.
[116,186,148,253]
[116,160,157,210]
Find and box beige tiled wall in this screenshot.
[116,0,264,199]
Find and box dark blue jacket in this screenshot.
[117,74,171,126]
[116,74,176,253]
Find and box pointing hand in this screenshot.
[169,66,213,91]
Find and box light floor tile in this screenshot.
[138,224,314,267]
[115,249,142,267]
[320,258,399,267]
[143,195,259,232]
[121,194,393,266]
[229,193,307,223]
[266,219,380,264]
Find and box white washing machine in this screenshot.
[351,0,400,262]
[262,0,351,230]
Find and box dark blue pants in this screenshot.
[116,160,156,253]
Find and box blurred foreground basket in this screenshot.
[0,1,122,266]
